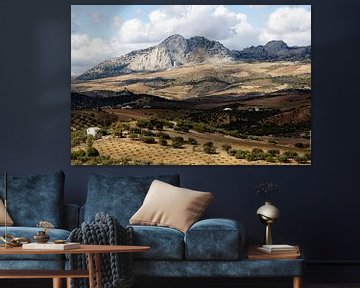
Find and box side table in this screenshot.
[247,245,303,288]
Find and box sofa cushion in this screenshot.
[84,174,180,225]
[0,171,64,227]
[130,180,213,233]
[0,227,70,261]
[0,199,14,226]
[184,218,245,260]
[130,225,184,260]
[0,260,65,270]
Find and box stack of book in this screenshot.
[257,244,299,254]
[248,244,300,259]
[22,242,80,250]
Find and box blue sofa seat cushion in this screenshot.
[84,174,180,225]
[0,171,64,227]
[130,225,184,260]
[0,227,70,261]
[184,218,245,260]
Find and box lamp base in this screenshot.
[265,223,272,245]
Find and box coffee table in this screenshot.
[0,244,150,288]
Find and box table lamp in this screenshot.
[256,201,280,245]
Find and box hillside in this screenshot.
[72,61,311,101]
[75,35,311,81]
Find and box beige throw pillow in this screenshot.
[130,180,213,233]
[0,199,14,226]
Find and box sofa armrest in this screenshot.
[63,204,80,231]
[184,218,245,260]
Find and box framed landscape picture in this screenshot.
[71,5,311,165]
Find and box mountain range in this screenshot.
[76,34,311,81]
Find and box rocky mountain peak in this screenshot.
[76,35,310,81]
[264,40,289,53]
[161,34,186,45]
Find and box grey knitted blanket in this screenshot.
[68,212,134,288]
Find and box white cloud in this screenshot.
[259,7,311,46]
[114,5,258,49]
[71,33,115,75]
[71,5,311,75]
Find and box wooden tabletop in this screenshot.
[0,245,150,255]
[247,245,300,260]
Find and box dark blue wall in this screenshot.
[0,0,359,263]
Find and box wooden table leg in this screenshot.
[66,277,72,288]
[293,276,302,288]
[88,253,95,288]
[53,278,62,288]
[95,253,102,288]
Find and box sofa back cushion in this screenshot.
[0,171,64,227]
[84,174,180,225]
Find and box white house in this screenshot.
[86,127,101,137]
[223,107,232,111]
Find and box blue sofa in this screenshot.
[0,171,78,270]
[0,171,303,287]
[81,173,304,283]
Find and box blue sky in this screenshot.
[71,5,311,75]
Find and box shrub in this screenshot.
[222,144,232,152]
[268,149,280,156]
[87,147,100,157]
[129,133,138,140]
[246,153,256,162]
[86,136,95,150]
[235,150,248,159]
[142,130,154,136]
[136,119,149,129]
[252,148,264,154]
[71,149,86,160]
[159,139,168,146]
[265,155,276,163]
[295,142,305,148]
[188,138,198,145]
[295,155,308,164]
[71,130,87,147]
[203,142,217,154]
[172,137,184,148]
[277,155,289,163]
[228,149,237,156]
[156,132,170,139]
[192,123,210,133]
[174,120,192,132]
[129,127,141,134]
[304,153,311,160]
[141,136,155,144]
[283,151,298,158]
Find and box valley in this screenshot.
[71,35,311,165]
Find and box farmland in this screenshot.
[71,61,311,165]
